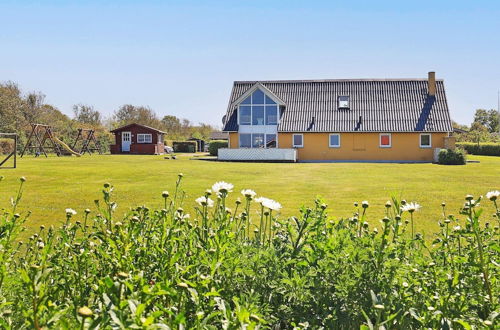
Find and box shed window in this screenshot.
[379,133,391,148]
[137,134,152,143]
[293,134,303,148]
[338,96,350,109]
[420,134,431,148]
[329,134,340,148]
[238,88,279,126]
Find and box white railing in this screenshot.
[218,148,297,162]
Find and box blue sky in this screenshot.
[1,0,499,127]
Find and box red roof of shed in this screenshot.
[110,123,166,134]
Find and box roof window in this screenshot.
[338,96,350,109]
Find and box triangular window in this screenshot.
[239,88,279,126]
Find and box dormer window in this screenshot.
[338,96,350,109]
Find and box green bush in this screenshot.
[456,142,500,156]
[438,148,466,165]
[208,140,228,156]
[0,176,498,328]
[172,141,197,153]
[0,138,15,154]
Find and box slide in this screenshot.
[53,136,81,157]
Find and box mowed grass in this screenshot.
[0,154,499,235]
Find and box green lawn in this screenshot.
[0,154,499,235]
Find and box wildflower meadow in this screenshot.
[0,174,498,329]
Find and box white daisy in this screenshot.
[401,202,421,213]
[486,190,500,201]
[65,208,77,216]
[195,196,214,207]
[211,181,233,194]
[241,189,257,199]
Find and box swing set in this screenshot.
[20,124,102,158]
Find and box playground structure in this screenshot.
[72,128,103,155]
[0,133,17,169]
[20,124,102,158]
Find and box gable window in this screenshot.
[338,96,350,109]
[137,133,152,143]
[239,106,251,125]
[420,134,431,148]
[379,133,391,148]
[239,134,251,148]
[238,88,278,126]
[329,134,341,148]
[293,134,303,148]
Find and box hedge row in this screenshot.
[208,140,228,156]
[456,142,500,156]
[172,141,197,153]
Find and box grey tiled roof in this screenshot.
[222,79,453,132]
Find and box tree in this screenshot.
[161,115,181,133]
[473,109,499,133]
[73,104,102,125]
[112,104,163,129]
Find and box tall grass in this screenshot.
[0,175,498,329]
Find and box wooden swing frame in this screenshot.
[20,124,62,157]
[0,133,17,169]
[71,128,102,155]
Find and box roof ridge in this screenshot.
[234,78,444,83]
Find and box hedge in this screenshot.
[0,138,15,155]
[172,141,197,153]
[438,148,466,165]
[208,140,228,156]
[456,142,500,156]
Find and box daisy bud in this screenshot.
[162,191,169,198]
[103,182,110,188]
[20,176,26,182]
[465,194,473,201]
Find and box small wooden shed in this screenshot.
[110,123,166,155]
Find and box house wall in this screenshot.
[277,132,448,161]
[229,132,239,148]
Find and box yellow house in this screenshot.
[220,72,454,162]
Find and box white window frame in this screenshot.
[292,134,304,148]
[338,95,350,109]
[419,133,432,148]
[329,133,341,148]
[239,133,278,148]
[379,133,392,148]
[237,88,279,126]
[137,133,152,144]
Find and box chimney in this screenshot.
[428,71,436,96]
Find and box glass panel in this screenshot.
[240,106,251,125]
[252,134,265,148]
[252,106,265,125]
[239,134,251,148]
[421,134,430,146]
[293,134,303,147]
[380,135,390,146]
[265,95,276,104]
[266,134,277,148]
[241,95,251,104]
[330,134,339,146]
[265,106,278,125]
[252,89,265,104]
[338,96,350,108]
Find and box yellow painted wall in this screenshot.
[228,133,239,149]
[278,132,448,161]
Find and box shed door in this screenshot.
[122,132,131,152]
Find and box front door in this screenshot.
[122,132,131,152]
